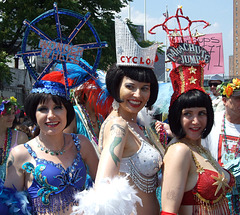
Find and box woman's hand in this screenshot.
[155,121,173,138]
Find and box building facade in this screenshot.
[233,0,240,77]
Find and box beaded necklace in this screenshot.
[0,128,12,165]
[221,112,240,158]
[80,104,100,143]
[36,136,66,156]
[158,125,168,147]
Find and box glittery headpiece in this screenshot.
[31,71,72,99]
[31,61,97,100]
[149,6,210,106]
[169,65,206,105]
[17,3,107,101]
[115,17,158,69]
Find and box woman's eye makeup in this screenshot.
[54,105,63,109]
[37,107,47,112]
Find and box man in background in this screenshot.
[202,78,240,214]
[208,74,224,111]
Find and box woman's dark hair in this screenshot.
[106,63,158,108]
[24,93,75,128]
[168,90,214,139]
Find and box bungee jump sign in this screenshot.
[166,43,211,66]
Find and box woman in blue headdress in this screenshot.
[0,71,98,214]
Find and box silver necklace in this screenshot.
[36,136,66,156]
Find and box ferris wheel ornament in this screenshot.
[17,2,107,94]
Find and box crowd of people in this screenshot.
[0,6,239,215]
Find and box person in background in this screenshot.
[0,97,28,183]
[0,72,98,214]
[208,74,225,112]
[160,65,235,215]
[202,78,240,214]
[64,68,113,155]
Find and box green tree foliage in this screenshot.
[126,19,164,54]
[0,0,131,70]
[0,51,13,89]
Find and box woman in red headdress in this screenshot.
[160,66,235,215]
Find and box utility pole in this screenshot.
[128,1,131,20]
[144,0,147,40]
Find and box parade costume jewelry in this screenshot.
[36,136,66,156]
[99,116,162,193]
[0,128,12,165]
[221,112,240,158]
[189,143,223,174]
[22,134,87,213]
[158,125,168,147]
[182,144,235,214]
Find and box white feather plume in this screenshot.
[72,175,142,215]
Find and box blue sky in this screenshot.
[118,0,233,76]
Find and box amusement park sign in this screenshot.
[166,43,211,66]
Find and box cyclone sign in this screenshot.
[166,43,211,66]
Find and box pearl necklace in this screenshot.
[221,112,240,158]
[0,128,12,165]
[36,136,66,156]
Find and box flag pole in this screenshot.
[165,5,169,82]
[128,1,131,20]
[144,0,147,40]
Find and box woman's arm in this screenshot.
[95,118,128,186]
[4,144,26,190]
[161,143,191,214]
[79,135,99,181]
[72,118,142,215]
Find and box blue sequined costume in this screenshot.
[23,133,87,214]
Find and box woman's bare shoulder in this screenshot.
[165,141,191,159]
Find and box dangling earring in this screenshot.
[112,99,119,111]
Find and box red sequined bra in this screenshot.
[181,151,235,214]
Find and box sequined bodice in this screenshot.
[99,116,162,193]
[23,134,87,214]
[181,149,235,214]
